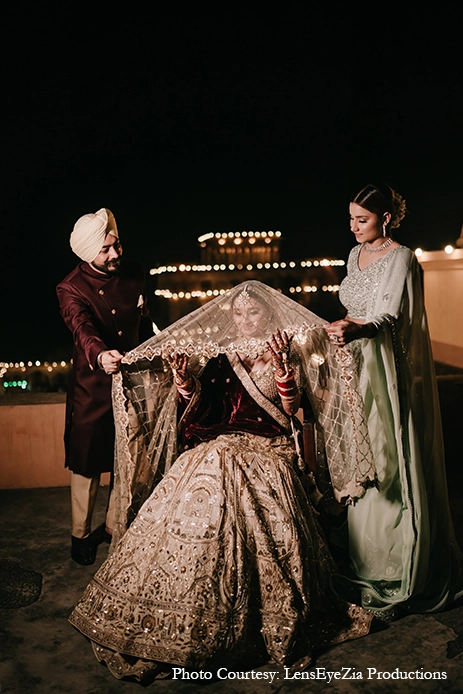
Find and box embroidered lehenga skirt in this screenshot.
[69,432,370,680]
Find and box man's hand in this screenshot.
[98,350,123,374]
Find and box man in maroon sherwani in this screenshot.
[56,208,152,565]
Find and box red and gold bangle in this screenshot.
[276,381,298,400]
[274,368,294,382]
[278,388,298,399]
[275,370,296,389]
[276,380,297,391]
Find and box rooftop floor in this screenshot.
[1,370,463,693]
[1,473,463,694]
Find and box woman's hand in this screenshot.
[325,319,377,346]
[268,330,301,415]
[267,329,291,377]
[166,353,190,385]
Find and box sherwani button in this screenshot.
[99,289,104,295]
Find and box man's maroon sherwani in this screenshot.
[56,259,151,477]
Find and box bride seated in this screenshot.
[69,281,375,682]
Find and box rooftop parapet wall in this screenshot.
[418,248,463,369]
[0,393,109,489]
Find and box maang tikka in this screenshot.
[235,286,252,306]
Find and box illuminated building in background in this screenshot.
[149,230,347,326]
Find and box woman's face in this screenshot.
[233,296,271,338]
[349,202,382,243]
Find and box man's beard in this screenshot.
[91,257,122,275]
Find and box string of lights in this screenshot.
[150,258,346,275]
[154,284,341,301]
[150,249,450,275]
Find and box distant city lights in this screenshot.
[1,359,73,390]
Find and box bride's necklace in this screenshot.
[363,237,393,253]
[240,351,270,374]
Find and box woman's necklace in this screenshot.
[240,351,271,374]
[363,237,393,253]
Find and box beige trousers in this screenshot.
[71,472,116,538]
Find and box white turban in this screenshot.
[70,208,119,262]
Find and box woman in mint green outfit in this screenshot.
[325,183,463,617]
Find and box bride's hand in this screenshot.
[167,353,190,384]
[267,329,291,377]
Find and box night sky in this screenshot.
[2,5,462,361]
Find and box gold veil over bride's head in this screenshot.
[124,280,328,361]
[111,281,375,544]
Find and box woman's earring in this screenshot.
[382,223,387,237]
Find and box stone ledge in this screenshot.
[0,392,67,406]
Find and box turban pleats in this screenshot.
[70,208,119,262]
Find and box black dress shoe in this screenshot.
[92,523,113,545]
[71,536,96,565]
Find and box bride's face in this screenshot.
[233,297,271,338]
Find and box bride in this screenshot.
[69,281,376,681]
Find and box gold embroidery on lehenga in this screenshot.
[70,432,371,669]
[70,281,375,678]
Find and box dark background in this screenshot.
[2,5,462,361]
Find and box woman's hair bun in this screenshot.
[352,183,406,230]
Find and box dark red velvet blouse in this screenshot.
[180,354,287,447]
